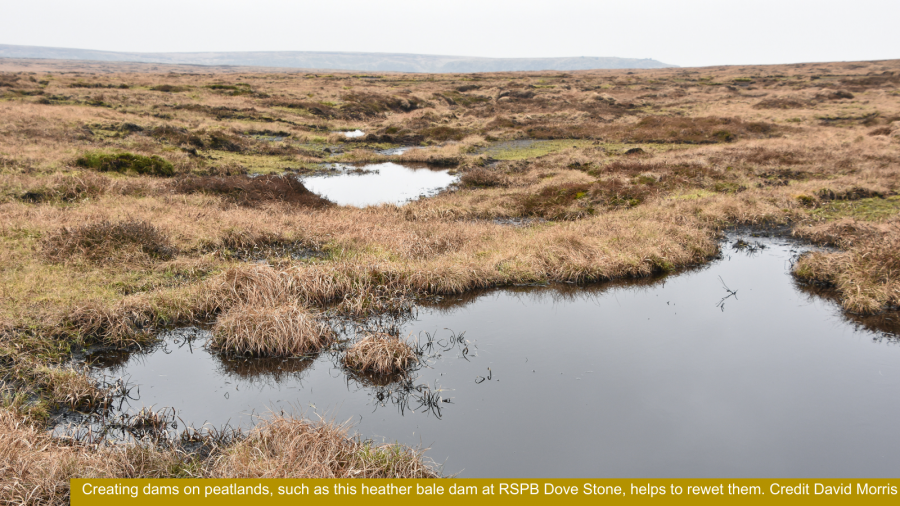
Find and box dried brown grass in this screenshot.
[42,220,174,265]
[793,219,900,313]
[209,415,436,478]
[210,303,333,357]
[343,332,417,377]
[0,409,188,505]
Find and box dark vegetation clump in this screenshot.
[519,182,595,218]
[754,97,810,109]
[43,220,174,264]
[69,82,129,89]
[420,126,466,142]
[732,147,806,166]
[435,91,490,107]
[150,84,188,93]
[269,93,422,120]
[0,74,20,87]
[869,126,894,136]
[269,99,339,118]
[338,93,422,118]
[75,152,175,177]
[835,74,900,91]
[149,125,205,148]
[207,83,253,96]
[612,116,778,144]
[207,134,243,152]
[527,116,778,143]
[148,126,305,156]
[816,186,885,202]
[173,174,333,208]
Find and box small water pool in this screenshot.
[300,162,457,207]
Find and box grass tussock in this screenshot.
[30,365,113,411]
[42,220,174,264]
[209,415,436,478]
[172,175,333,208]
[343,332,417,377]
[210,303,333,357]
[793,219,900,313]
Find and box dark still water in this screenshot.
[86,235,900,477]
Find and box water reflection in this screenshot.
[300,162,457,207]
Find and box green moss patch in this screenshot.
[75,152,175,177]
[810,196,900,222]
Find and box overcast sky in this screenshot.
[2,0,898,68]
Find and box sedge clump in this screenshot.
[343,332,417,377]
[210,303,333,357]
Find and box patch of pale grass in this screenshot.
[210,303,332,357]
[209,415,436,478]
[343,332,417,376]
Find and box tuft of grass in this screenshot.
[343,332,417,377]
[75,152,175,177]
[30,365,112,411]
[210,303,333,357]
[42,220,174,264]
[794,220,900,314]
[208,414,437,478]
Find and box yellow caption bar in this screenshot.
[71,479,899,505]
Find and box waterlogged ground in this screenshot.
[300,162,458,207]
[82,235,900,477]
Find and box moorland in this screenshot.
[1,57,899,502]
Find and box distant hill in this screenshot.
[0,44,676,72]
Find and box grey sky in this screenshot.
[3,0,897,67]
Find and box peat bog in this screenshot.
[2,57,900,493]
